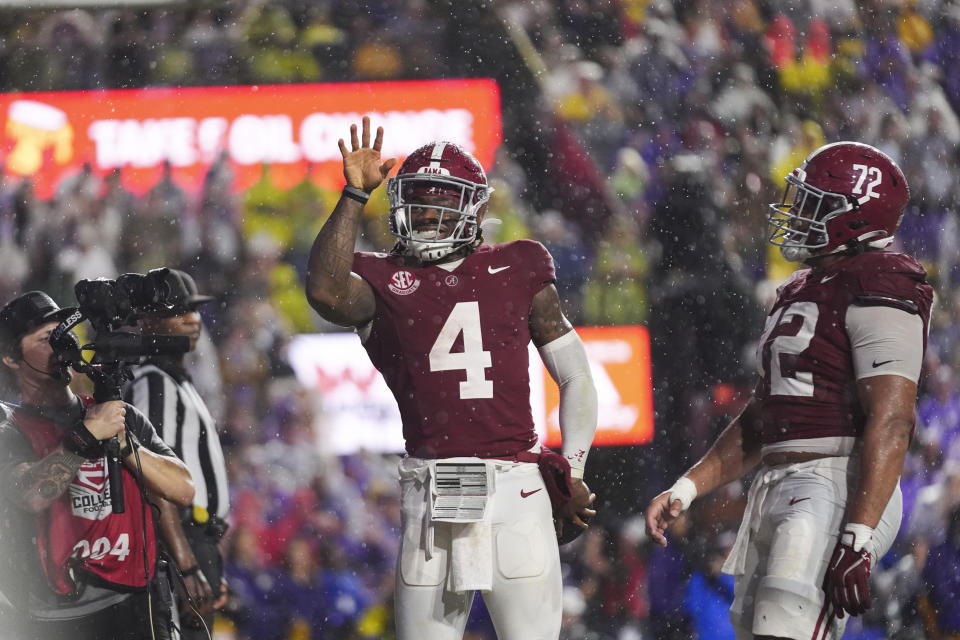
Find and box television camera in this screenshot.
[49,267,190,512]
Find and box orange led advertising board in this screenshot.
[542,325,654,448]
[0,79,502,199]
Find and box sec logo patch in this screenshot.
[389,270,421,296]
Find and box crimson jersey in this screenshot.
[353,240,555,459]
[756,250,932,447]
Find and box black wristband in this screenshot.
[180,565,201,577]
[62,421,104,459]
[342,185,370,204]
[119,432,139,460]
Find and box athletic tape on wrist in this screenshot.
[668,476,698,512]
[844,523,875,553]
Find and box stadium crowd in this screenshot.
[2,0,960,638]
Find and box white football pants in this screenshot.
[394,457,563,640]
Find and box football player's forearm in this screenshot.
[848,415,911,528]
[538,329,597,478]
[849,375,917,527]
[305,195,365,315]
[557,372,597,478]
[8,447,84,513]
[685,405,761,495]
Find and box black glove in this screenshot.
[62,421,104,459]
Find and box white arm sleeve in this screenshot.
[537,330,598,478]
[846,304,925,382]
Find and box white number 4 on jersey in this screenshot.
[429,301,494,399]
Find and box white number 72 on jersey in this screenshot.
[759,301,818,397]
[429,301,494,399]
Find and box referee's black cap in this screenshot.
[164,270,215,315]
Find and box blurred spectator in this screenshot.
[918,365,960,461]
[222,525,284,640]
[908,462,960,548]
[581,214,649,326]
[647,512,694,639]
[240,3,320,83]
[921,505,960,637]
[122,160,186,273]
[480,178,532,244]
[683,533,736,640]
[559,585,612,640]
[533,210,591,319]
[597,517,651,634]
[0,173,30,302]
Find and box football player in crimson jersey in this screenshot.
[645,141,933,640]
[305,117,598,640]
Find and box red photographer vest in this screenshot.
[13,398,156,595]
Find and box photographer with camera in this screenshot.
[125,269,230,639]
[0,290,195,640]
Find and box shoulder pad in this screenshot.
[842,251,931,316]
[853,294,919,314]
[775,268,811,298]
[509,239,556,282]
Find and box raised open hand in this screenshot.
[338,115,398,194]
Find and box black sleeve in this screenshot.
[123,402,176,458]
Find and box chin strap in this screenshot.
[404,234,484,263]
[406,240,460,263]
[479,217,501,234]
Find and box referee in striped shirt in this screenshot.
[125,269,229,639]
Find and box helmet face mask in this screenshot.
[387,142,492,263]
[769,172,854,261]
[767,141,909,262]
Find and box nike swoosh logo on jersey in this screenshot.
[488,265,510,274]
[520,488,542,498]
[789,497,810,505]
[820,274,837,284]
[872,359,900,368]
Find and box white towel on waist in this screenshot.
[448,518,494,592]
